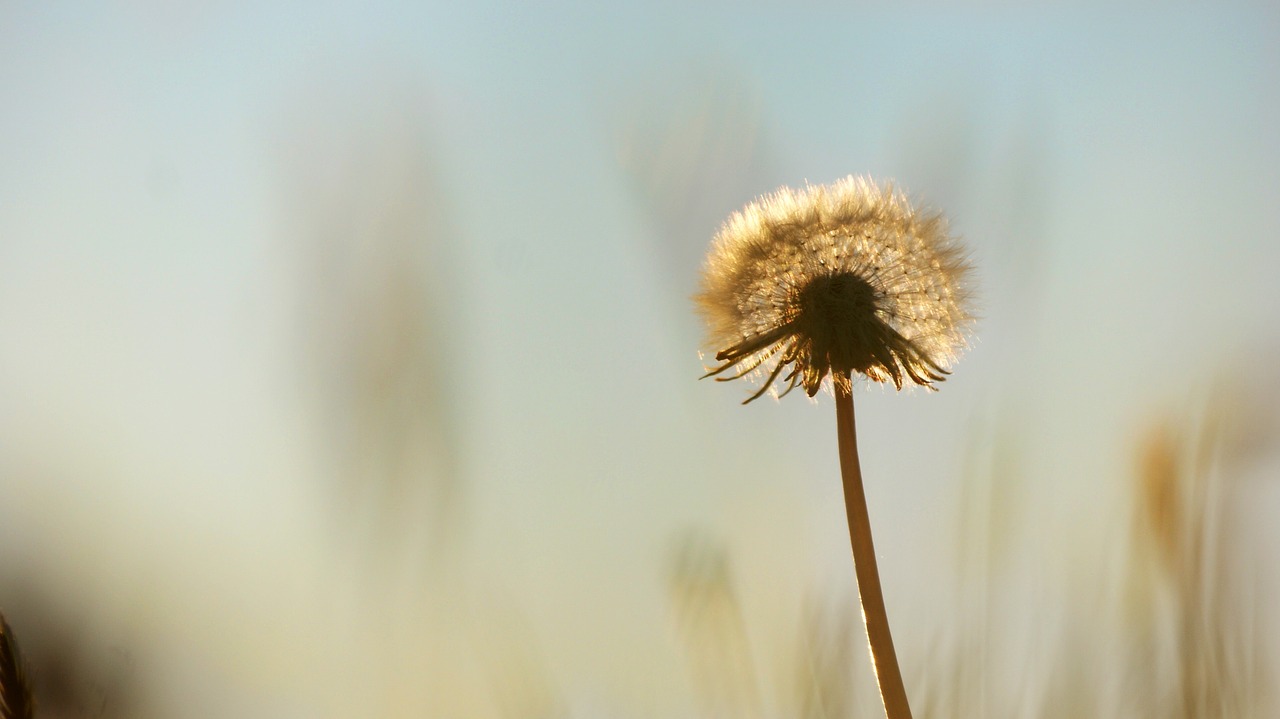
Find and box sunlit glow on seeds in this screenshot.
[696,176,974,403]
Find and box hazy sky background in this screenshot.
[3,3,1279,716]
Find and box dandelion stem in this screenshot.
[835,377,913,719]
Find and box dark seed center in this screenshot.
[795,272,878,324]
[792,271,882,374]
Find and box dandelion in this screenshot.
[697,175,971,403]
[696,176,975,719]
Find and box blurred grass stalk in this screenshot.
[669,533,764,719]
[1,612,34,719]
[1124,389,1268,718]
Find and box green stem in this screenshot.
[836,378,913,719]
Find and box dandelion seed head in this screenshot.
[696,175,974,403]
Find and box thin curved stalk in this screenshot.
[835,378,913,719]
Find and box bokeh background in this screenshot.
[2,3,1279,717]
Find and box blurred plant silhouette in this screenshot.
[1117,384,1272,718]
[0,587,145,719]
[274,78,465,566]
[1,611,34,719]
[794,596,859,719]
[669,531,764,719]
